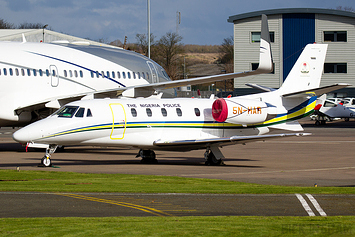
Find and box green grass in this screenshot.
[0,169,354,194]
[0,216,354,236]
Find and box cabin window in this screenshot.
[161,108,167,117]
[21,69,25,76]
[75,107,85,117]
[146,108,152,117]
[194,108,200,117]
[146,73,149,79]
[127,72,131,79]
[117,71,121,79]
[137,72,140,79]
[101,71,105,78]
[131,108,137,117]
[15,68,19,76]
[46,69,50,77]
[27,69,31,76]
[96,71,99,78]
[90,71,94,78]
[142,72,145,79]
[64,70,67,77]
[52,70,56,77]
[80,70,83,78]
[56,106,79,118]
[39,69,43,76]
[74,70,78,77]
[112,71,115,78]
[133,72,136,79]
[87,109,93,117]
[9,68,13,76]
[33,69,37,76]
[3,68,7,76]
[176,108,182,117]
[122,72,126,79]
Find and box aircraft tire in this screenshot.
[139,150,158,164]
[205,152,224,166]
[41,156,52,167]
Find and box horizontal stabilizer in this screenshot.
[245,83,276,92]
[268,121,304,131]
[282,83,351,98]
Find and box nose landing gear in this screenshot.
[39,145,58,167]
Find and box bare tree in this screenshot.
[18,22,48,29]
[335,6,355,12]
[135,33,155,56]
[219,36,234,65]
[0,18,14,29]
[153,32,184,80]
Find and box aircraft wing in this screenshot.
[153,133,310,150]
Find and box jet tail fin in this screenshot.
[278,44,328,96]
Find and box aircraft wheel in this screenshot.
[139,150,158,164]
[315,120,321,126]
[205,152,224,166]
[41,156,52,167]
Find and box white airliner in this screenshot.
[13,15,348,166]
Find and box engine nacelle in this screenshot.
[212,98,268,124]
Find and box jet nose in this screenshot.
[13,127,32,144]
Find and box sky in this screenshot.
[0,0,354,45]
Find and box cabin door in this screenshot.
[109,103,127,140]
[147,61,158,83]
[49,65,59,87]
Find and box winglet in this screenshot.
[255,14,273,74]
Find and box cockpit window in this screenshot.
[87,109,93,117]
[56,106,79,118]
[75,108,85,117]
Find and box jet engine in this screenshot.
[212,98,268,124]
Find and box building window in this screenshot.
[324,31,347,42]
[251,32,275,43]
[324,63,347,73]
[251,63,275,74]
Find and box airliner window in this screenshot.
[90,71,94,78]
[52,70,56,77]
[194,108,200,117]
[87,109,93,117]
[21,69,25,76]
[176,108,182,117]
[112,71,115,78]
[27,69,30,76]
[101,71,105,78]
[39,69,43,76]
[106,71,110,78]
[137,72,140,79]
[33,69,37,76]
[117,72,121,79]
[9,68,13,76]
[15,68,19,76]
[142,72,145,79]
[57,106,79,118]
[122,72,126,79]
[46,69,50,77]
[161,108,167,117]
[133,72,136,79]
[127,72,131,79]
[146,73,149,79]
[3,68,7,76]
[96,71,99,78]
[80,70,83,78]
[146,108,152,117]
[131,108,137,117]
[74,70,78,77]
[75,108,85,117]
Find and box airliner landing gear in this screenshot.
[137,149,158,164]
[204,146,225,166]
[40,145,58,167]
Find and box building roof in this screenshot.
[228,8,355,23]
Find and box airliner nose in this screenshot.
[13,127,32,144]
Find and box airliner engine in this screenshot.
[212,98,268,124]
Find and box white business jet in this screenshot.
[13,15,349,166]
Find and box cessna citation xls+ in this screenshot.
[13,15,349,166]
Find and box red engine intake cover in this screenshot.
[212,98,228,122]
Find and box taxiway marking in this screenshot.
[296,194,327,216]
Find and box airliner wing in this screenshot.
[154,133,310,150]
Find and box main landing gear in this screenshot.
[204,146,225,166]
[40,145,58,167]
[137,149,158,164]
